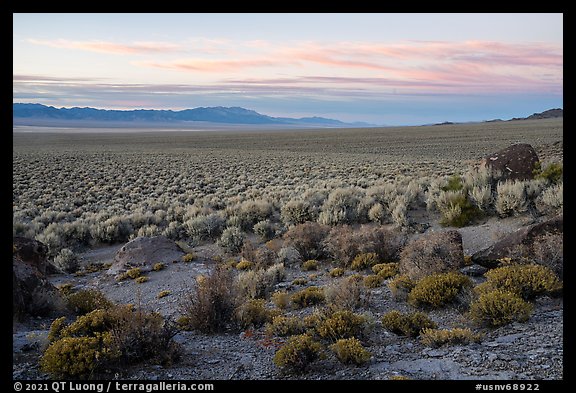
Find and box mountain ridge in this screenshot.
[12,103,374,127]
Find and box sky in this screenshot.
[13,13,563,126]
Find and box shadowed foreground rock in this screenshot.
[13,237,62,318]
[472,214,563,273]
[108,235,185,276]
[481,143,539,182]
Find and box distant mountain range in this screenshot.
[486,108,563,123]
[12,103,374,128]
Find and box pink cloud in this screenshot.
[27,39,181,54]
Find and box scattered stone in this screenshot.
[107,236,186,276]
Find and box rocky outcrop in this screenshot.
[399,230,465,280]
[13,237,62,318]
[107,236,185,276]
[481,143,539,182]
[472,215,563,275]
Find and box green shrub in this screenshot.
[66,289,114,315]
[388,275,415,301]
[420,328,482,348]
[265,315,307,337]
[408,272,473,309]
[315,310,366,342]
[381,310,437,337]
[469,290,533,328]
[329,267,345,277]
[438,192,483,228]
[534,161,563,185]
[152,263,166,271]
[364,274,384,288]
[157,290,171,299]
[475,264,562,300]
[302,259,318,271]
[372,263,399,279]
[273,334,323,374]
[330,338,371,365]
[441,175,464,192]
[234,299,276,329]
[291,286,325,308]
[182,253,195,262]
[350,253,378,271]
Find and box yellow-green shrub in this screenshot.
[476,264,562,300]
[40,305,177,379]
[364,274,384,288]
[315,310,366,342]
[420,328,481,348]
[271,290,290,309]
[381,310,437,337]
[157,290,171,299]
[302,259,318,271]
[66,289,114,315]
[329,267,345,277]
[372,263,399,279]
[291,286,325,308]
[330,337,371,365]
[152,263,165,271]
[135,276,149,284]
[182,253,195,262]
[126,267,142,279]
[41,335,114,378]
[265,315,307,337]
[351,253,378,271]
[388,275,415,302]
[469,290,533,327]
[236,260,253,270]
[273,334,323,373]
[408,272,472,308]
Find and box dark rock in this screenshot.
[12,237,50,275]
[460,264,488,277]
[472,214,563,272]
[13,237,63,319]
[108,236,185,276]
[481,143,539,182]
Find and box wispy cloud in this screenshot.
[27,38,182,54]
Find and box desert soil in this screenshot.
[12,215,563,381]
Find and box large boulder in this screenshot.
[472,215,563,276]
[481,143,539,182]
[399,230,465,280]
[107,236,185,276]
[13,237,62,318]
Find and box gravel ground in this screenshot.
[13,215,563,381]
